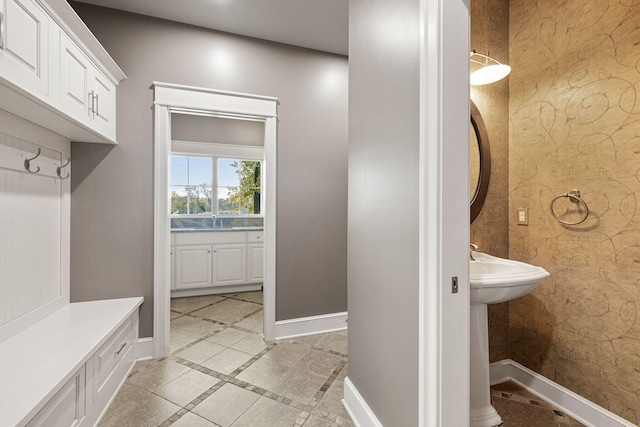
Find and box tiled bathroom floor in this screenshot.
[100,291,585,427]
[490,382,587,427]
[99,291,352,427]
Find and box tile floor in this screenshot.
[100,291,586,427]
[99,291,352,427]
[490,382,586,427]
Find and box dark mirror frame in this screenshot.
[470,100,491,223]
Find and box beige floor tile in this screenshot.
[337,363,348,381]
[306,413,353,427]
[175,340,226,364]
[201,347,254,375]
[270,368,327,403]
[232,290,263,304]
[234,310,264,332]
[235,357,289,390]
[128,359,190,392]
[170,332,200,353]
[288,333,323,347]
[170,311,184,320]
[294,348,343,377]
[315,333,348,355]
[170,412,218,427]
[171,316,223,339]
[316,379,349,419]
[303,415,334,427]
[154,369,219,406]
[231,396,301,427]
[193,299,262,323]
[492,396,561,427]
[171,295,226,314]
[206,327,252,347]
[262,342,311,366]
[230,333,269,355]
[192,383,260,426]
[98,383,179,427]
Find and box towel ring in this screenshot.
[549,189,589,225]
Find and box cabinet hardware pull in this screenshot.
[88,91,95,114]
[115,342,127,355]
[0,12,4,50]
[93,93,99,116]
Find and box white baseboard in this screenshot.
[274,311,347,340]
[343,377,384,427]
[490,359,636,427]
[136,337,155,360]
[171,284,262,299]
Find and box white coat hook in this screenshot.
[24,148,41,174]
[57,157,70,180]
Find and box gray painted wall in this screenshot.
[69,3,348,336]
[171,115,264,147]
[348,0,420,425]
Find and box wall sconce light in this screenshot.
[470,50,511,85]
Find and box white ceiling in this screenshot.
[72,0,349,56]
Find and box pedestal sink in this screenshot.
[469,251,550,427]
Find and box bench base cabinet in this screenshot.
[172,231,263,292]
[27,368,86,427]
[0,298,143,427]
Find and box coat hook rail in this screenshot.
[24,148,41,174]
[57,157,70,179]
[549,189,589,225]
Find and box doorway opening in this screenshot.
[153,82,278,358]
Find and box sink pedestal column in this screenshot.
[470,303,502,427]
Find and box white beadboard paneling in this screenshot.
[0,111,71,342]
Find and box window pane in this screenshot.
[170,156,213,215]
[217,159,261,215]
[189,157,212,186]
[170,156,188,186]
[170,185,188,214]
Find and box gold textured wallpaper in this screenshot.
[509,0,640,423]
[471,0,511,362]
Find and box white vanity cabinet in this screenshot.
[172,230,263,294]
[213,244,246,286]
[174,245,213,289]
[0,0,125,144]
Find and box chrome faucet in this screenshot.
[211,213,217,227]
[470,243,479,261]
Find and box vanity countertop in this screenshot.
[171,227,263,233]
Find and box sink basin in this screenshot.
[470,252,549,304]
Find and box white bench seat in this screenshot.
[0,297,143,427]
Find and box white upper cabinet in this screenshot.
[0,0,125,144]
[0,0,50,96]
[59,31,116,141]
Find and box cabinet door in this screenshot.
[247,243,264,284]
[175,245,213,289]
[58,31,116,140]
[88,66,116,140]
[213,244,246,286]
[0,0,49,95]
[27,367,85,427]
[170,246,175,290]
[58,31,90,124]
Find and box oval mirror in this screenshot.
[470,100,491,223]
